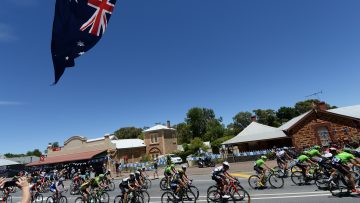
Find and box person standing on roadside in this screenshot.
[153,159,159,179]
[0,177,31,203]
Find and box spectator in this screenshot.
[115,161,120,177]
[0,177,30,203]
[153,159,159,179]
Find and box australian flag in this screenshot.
[51,0,117,84]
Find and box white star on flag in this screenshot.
[77,41,85,47]
[78,52,85,56]
[65,56,69,60]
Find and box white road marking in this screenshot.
[252,193,330,200]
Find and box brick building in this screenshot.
[224,103,360,150]
[144,121,177,160]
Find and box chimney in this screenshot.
[166,120,171,128]
[316,101,328,111]
[251,116,257,122]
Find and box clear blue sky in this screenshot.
[1,0,360,154]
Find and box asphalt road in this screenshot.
[4,174,359,203]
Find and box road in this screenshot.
[5,173,359,203]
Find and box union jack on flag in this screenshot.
[51,0,117,84]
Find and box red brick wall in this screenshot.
[292,118,360,149]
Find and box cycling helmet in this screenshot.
[343,148,352,153]
[303,151,309,155]
[313,145,320,150]
[135,171,140,175]
[170,164,176,169]
[130,173,135,177]
[223,161,230,169]
[329,147,337,153]
[261,156,267,161]
[178,169,184,174]
[283,147,289,150]
[142,166,146,170]
[181,165,187,171]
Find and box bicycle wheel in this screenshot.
[273,167,285,178]
[206,185,218,194]
[160,178,168,190]
[113,195,123,203]
[290,171,305,186]
[74,197,84,203]
[182,189,196,203]
[145,179,152,189]
[139,190,150,203]
[231,189,250,203]
[329,179,346,197]
[189,186,199,200]
[161,191,176,203]
[46,197,54,203]
[99,192,110,203]
[108,182,116,191]
[248,175,261,189]
[206,189,221,203]
[59,196,67,203]
[315,173,329,190]
[34,193,44,203]
[269,174,284,188]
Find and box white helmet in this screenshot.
[223,161,230,168]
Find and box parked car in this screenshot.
[159,154,183,164]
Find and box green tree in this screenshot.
[232,111,252,135]
[51,142,59,148]
[114,127,143,139]
[276,106,298,124]
[189,137,207,154]
[185,107,221,139]
[294,99,319,114]
[211,136,234,153]
[32,149,42,157]
[203,119,225,141]
[175,123,192,144]
[253,109,280,127]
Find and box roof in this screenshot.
[111,139,146,149]
[6,156,40,164]
[328,104,360,119]
[223,122,287,145]
[26,150,105,166]
[143,125,175,132]
[279,111,310,130]
[87,135,116,143]
[0,159,20,166]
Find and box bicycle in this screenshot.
[248,169,284,189]
[104,179,115,192]
[329,169,359,197]
[45,191,67,203]
[114,189,144,203]
[290,164,321,186]
[31,191,43,203]
[161,183,196,203]
[207,179,250,203]
[160,177,171,191]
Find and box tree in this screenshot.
[114,127,143,139]
[253,109,280,127]
[188,137,207,154]
[232,111,252,135]
[32,149,42,157]
[51,142,59,148]
[185,107,220,139]
[203,119,225,141]
[175,123,192,144]
[211,136,234,153]
[276,106,298,124]
[294,99,336,115]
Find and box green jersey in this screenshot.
[165,167,172,174]
[308,149,321,157]
[335,152,355,164]
[255,159,265,167]
[297,155,310,163]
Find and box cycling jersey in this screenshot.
[164,167,172,174]
[333,152,355,165]
[255,159,265,167]
[80,181,91,190]
[212,166,225,176]
[276,150,285,158]
[296,155,310,163]
[308,149,321,157]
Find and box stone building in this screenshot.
[144,121,177,160]
[224,103,360,150]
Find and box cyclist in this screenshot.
[275,147,292,175]
[254,156,272,187]
[127,173,141,203]
[49,177,65,201]
[164,164,176,189]
[181,165,190,183]
[211,161,235,198]
[330,148,360,194]
[79,178,96,202]
[135,171,144,186]
[295,152,317,178]
[119,178,130,203]
[171,169,186,199]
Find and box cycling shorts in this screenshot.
[332,163,350,176]
[254,166,264,174]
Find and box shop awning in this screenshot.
[26,150,106,166]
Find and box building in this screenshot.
[144,121,177,159]
[223,102,360,150]
[5,156,40,165]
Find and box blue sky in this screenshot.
[1,0,360,154]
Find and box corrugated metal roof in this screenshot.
[223,122,287,145]
[111,139,146,149]
[143,125,175,132]
[0,159,20,166]
[328,104,360,119]
[27,150,105,166]
[279,111,310,130]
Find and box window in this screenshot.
[317,126,332,146]
[151,133,158,143]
